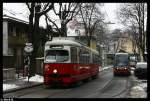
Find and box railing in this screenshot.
[8,36,28,45]
[3,68,15,81]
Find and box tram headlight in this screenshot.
[124,67,127,70]
[53,69,57,73]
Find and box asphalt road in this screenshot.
[3,68,133,98]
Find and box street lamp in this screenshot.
[24,43,33,54]
[24,42,33,82]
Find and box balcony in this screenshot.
[8,35,28,46]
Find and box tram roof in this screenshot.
[115,52,129,55]
[45,38,81,47]
[45,37,99,54]
[90,48,99,54]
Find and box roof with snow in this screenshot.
[3,8,29,24]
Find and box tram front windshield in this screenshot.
[45,50,69,62]
[115,54,129,66]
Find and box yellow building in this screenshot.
[117,33,138,54]
[90,38,97,50]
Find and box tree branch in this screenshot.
[45,14,61,34]
[39,3,54,16]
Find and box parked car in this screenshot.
[134,62,147,79]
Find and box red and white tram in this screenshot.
[43,37,101,86]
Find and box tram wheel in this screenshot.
[44,85,51,89]
[73,81,82,87]
[92,74,98,79]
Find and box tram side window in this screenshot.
[79,48,90,63]
[71,47,77,63]
[84,50,90,63]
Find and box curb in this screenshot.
[3,83,43,94]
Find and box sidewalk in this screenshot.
[3,74,43,94]
[3,66,112,94]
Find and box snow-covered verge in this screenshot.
[3,84,19,91]
[23,74,43,82]
[3,74,43,91]
[130,85,147,98]
[130,80,147,98]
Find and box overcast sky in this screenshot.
[101,3,125,31]
[3,3,125,31]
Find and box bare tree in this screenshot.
[95,22,109,45]
[78,3,104,47]
[26,3,54,75]
[45,3,82,37]
[117,3,147,61]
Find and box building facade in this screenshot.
[3,15,29,72]
[117,32,138,54]
[67,18,97,50]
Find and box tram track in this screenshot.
[83,75,131,98]
[81,76,114,98]
[46,69,114,98]
[110,77,130,98]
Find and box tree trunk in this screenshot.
[61,23,67,37]
[87,37,90,47]
[27,3,35,76]
[28,11,34,42]
[30,13,41,75]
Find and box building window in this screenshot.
[8,47,14,55]
[9,24,16,36]
[16,27,20,37]
[75,29,80,36]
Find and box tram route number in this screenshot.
[1,98,14,101]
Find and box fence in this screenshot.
[3,56,44,81]
[36,57,44,75]
[3,55,14,69]
[3,68,15,81]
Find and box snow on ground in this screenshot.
[23,74,44,82]
[3,74,43,91]
[130,78,147,98]
[130,85,147,98]
[3,84,19,91]
[138,83,147,91]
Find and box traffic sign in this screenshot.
[24,43,33,53]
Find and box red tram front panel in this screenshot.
[43,63,99,85]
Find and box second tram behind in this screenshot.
[43,37,101,86]
[113,52,131,76]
